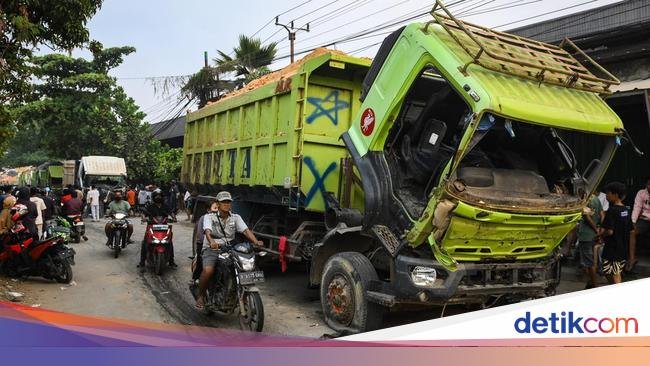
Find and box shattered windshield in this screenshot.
[450,113,617,210]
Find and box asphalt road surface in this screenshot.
[10,216,628,337]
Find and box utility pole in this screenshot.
[275,16,310,63]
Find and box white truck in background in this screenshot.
[76,156,127,190]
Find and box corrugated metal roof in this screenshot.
[149,116,185,140]
[510,0,650,43]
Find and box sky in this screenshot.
[77,0,624,123]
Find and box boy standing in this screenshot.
[599,182,634,284]
[577,192,603,289]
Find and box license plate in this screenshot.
[152,224,168,230]
[238,271,265,285]
[74,222,84,226]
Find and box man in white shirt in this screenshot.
[29,187,47,239]
[87,186,101,222]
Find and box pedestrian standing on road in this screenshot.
[137,185,148,217]
[168,180,179,222]
[29,187,47,239]
[577,191,603,289]
[599,182,633,285]
[87,186,100,222]
[629,176,650,272]
[183,189,193,221]
[126,186,136,216]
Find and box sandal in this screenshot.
[195,298,205,310]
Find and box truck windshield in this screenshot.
[450,113,617,211]
[87,175,126,187]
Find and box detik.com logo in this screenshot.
[514,312,638,334]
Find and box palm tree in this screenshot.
[214,35,277,81]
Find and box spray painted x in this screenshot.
[303,156,337,207]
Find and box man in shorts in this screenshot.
[195,191,263,309]
[577,192,603,289]
[599,182,634,284]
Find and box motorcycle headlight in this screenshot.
[238,255,255,271]
[153,238,161,244]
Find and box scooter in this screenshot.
[143,216,173,275]
[0,205,75,283]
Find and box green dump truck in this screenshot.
[183,2,627,333]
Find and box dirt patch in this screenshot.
[209,48,349,104]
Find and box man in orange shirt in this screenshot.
[126,186,136,217]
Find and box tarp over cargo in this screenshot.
[80,156,127,176]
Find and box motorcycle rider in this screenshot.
[0,195,17,237]
[195,191,263,310]
[16,187,38,243]
[191,200,219,282]
[104,190,134,245]
[138,191,177,271]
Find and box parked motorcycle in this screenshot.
[190,242,266,332]
[0,205,75,283]
[143,216,173,275]
[108,212,129,258]
[66,214,87,243]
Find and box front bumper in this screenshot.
[367,253,561,307]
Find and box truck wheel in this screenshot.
[320,252,383,334]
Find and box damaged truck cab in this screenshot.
[182,2,625,335]
[325,5,622,332]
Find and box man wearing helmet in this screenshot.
[15,187,38,242]
[104,190,134,245]
[138,191,176,271]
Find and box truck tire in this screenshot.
[320,252,383,334]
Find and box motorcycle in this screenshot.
[108,212,129,258]
[0,205,75,283]
[190,242,266,332]
[143,215,173,275]
[66,214,86,243]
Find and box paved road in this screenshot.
[12,217,645,337]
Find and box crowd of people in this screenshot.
[571,177,650,288]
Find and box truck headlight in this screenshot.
[411,266,437,287]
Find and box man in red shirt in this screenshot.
[126,186,136,216]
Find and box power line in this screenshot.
[494,0,599,29]
[250,0,314,38]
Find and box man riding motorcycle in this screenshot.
[195,191,263,310]
[138,191,177,271]
[104,190,134,245]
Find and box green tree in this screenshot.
[9,43,163,182]
[153,147,183,183]
[181,35,277,108]
[0,0,103,154]
[215,35,277,82]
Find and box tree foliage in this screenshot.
[153,147,183,183]
[181,35,277,108]
[0,0,103,154]
[7,43,164,182]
